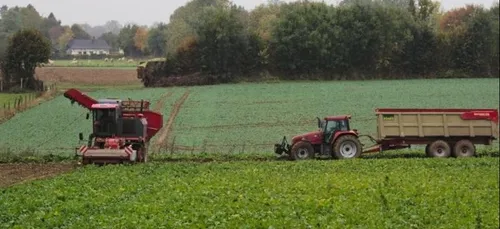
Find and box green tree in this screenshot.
[165,0,231,55]
[195,4,256,81]
[147,23,168,56]
[99,32,120,52]
[71,24,91,39]
[1,29,51,90]
[118,24,141,56]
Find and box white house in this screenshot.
[66,39,111,56]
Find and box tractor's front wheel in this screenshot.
[290,141,315,160]
[332,135,362,159]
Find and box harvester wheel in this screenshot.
[290,141,315,160]
[332,135,362,159]
[138,147,148,163]
[452,139,475,158]
[427,140,451,158]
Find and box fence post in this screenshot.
[0,80,3,92]
[20,78,23,91]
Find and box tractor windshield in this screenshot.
[93,108,117,136]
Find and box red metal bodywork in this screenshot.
[290,116,358,146]
[376,108,498,124]
[292,130,323,145]
[63,88,163,141]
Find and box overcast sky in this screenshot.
[1,0,498,26]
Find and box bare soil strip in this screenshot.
[152,91,173,112]
[35,67,138,85]
[0,163,75,188]
[153,90,190,151]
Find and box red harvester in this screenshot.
[64,88,163,165]
[275,108,499,160]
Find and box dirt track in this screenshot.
[154,90,190,150]
[35,67,139,85]
[0,163,75,188]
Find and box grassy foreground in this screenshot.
[1,157,498,228]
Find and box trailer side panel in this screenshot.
[376,109,498,140]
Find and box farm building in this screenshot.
[66,38,111,56]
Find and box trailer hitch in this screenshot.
[274,136,291,155]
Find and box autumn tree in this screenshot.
[1,29,51,90]
[134,26,149,54]
[118,24,141,56]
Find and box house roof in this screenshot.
[68,39,111,50]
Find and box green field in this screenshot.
[0,78,498,158]
[1,158,499,228]
[1,78,499,228]
[49,59,139,68]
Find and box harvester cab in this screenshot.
[275,115,363,160]
[64,89,163,165]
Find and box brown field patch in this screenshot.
[35,67,139,85]
[0,163,75,188]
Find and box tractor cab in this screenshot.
[80,99,149,144]
[318,116,352,143]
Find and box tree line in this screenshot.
[143,0,499,85]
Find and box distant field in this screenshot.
[0,78,498,158]
[48,59,140,68]
[35,67,140,86]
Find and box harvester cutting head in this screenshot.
[64,88,163,165]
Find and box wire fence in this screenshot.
[0,82,58,122]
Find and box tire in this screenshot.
[332,135,362,159]
[427,140,451,158]
[290,141,315,160]
[138,146,148,163]
[452,139,475,158]
[425,144,431,156]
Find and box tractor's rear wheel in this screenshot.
[332,135,362,159]
[290,141,315,160]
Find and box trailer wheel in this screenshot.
[333,135,362,159]
[427,140,451,158]
[290,141,315,160]
[452,140,475,157]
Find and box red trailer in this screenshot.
[274,108,498,160]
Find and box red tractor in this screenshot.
[275,115,363,160]
[64,89,163,165]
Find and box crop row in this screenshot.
[1,158,498,228]
[170,79,500,153]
